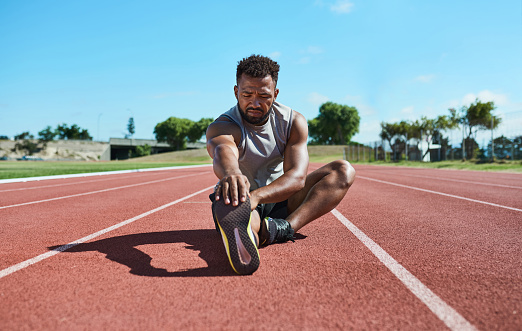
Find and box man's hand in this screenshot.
[248,190,261,211]
[215,173,250,206]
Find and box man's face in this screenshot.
[234,74,279,125]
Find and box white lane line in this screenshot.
[0,185,214,280]
[0,172,159,193]
[332,209,477,331]
[0,164,212,184]
[358,175,522,212]
[368,171,522,190]
[0,172,211,210]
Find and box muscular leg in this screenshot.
[286,160,355,232]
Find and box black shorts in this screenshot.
[255,200,289,220]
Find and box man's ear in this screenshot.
[274,88,279,100]
[234,85,238,100]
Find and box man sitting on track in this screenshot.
[206,54,356,275]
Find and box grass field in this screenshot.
[0,161,210,180]
[356,160,522,172]
[1,146,521,180]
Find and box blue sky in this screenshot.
[1,0,521,145]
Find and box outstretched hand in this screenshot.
[214,174,251,206]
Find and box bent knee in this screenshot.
[330,159,356,188]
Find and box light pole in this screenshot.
[405,132,408,161]
[491,114,494,161]
[462,124,465,160]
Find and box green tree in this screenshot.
[14,131,34,140]
[67,124,82,139]
[37,125,57,149]
[55,123,92,140]
[379,122,405,161]
[463,99,500,135]
[308,102,360,145]
[380,117,458,161]
[512,136,522,160]
[379,122,395,160]
[154,117,194,150]
[187,117,213,143]
[394,120,412,160]
[488,135,513,159]
[38,126,56,142]
[55,124,69,139]
[78,128,93,140]
[406,120,423,159]
[450,99,500,159]
[126,117,135,138]
[418,115,457,160]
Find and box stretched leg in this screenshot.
[286,160,355,232]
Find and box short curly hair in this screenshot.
[236,54,280,86]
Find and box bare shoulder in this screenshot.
[290,110,309,142]
[206,116,241,146]
[292,110,307,125]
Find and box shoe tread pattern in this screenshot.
[212,196,260,275]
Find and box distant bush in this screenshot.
[134,144,152,157]
[14,140,39,155]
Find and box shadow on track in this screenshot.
[48,230,307,277]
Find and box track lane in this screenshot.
[342,166,521,330]
[0,170,216,270]
[0,169,212,206]
[332,209,475,331]
[358,175,522,212]
[0,171,175,193]
[0,185,215,280]
[358,165,522,186]
[0,185,452,330]
[1,164,519,329]
[354,165,522,210]
[365,169,522,190]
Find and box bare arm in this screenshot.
[249,111,309,208]
[206,118,250,206]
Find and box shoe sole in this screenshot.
[212,196,260,275]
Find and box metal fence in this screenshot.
[345,110,522,162]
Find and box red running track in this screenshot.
[0,164,520,330]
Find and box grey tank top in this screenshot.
[221,101,294,190]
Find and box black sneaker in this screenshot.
[258,217,295,247]
[211,195,260,275]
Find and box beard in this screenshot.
[238,104,272,125]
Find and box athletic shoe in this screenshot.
[258,217,295,247]
[212,195,260,275]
